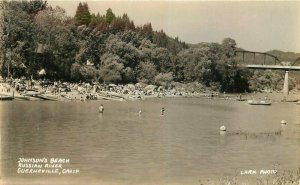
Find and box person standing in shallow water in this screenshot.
[161,107,165,116]
[99,104,104,113]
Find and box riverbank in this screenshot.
[0,79,299,102]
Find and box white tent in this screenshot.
[38,69,46,75]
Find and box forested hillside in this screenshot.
[1,0,297,92]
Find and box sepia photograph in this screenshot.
[0,0,300,184]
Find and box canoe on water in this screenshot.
[248,99,272,105]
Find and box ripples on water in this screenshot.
[1,98,300,184]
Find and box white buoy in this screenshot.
[281,120,287,125]
[220,125,226,131]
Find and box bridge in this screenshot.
[235,50,300,98]
[246,65,300,71]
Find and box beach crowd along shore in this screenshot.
[0,77,215,101]
[1,77,299,102]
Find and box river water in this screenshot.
[0,98,300,184]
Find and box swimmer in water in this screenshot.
[99,104,104,113]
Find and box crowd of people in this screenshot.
[1,77,201,101]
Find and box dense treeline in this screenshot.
[0,0,292,92]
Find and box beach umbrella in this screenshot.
[38,69,46,75]
[108,83,117,87]
[144,85,157,91]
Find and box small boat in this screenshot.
[248,99,272,105]
[26,96,43,101]
[285,99,299,103]
[97,94,124,101]
[22,90,41,97]
[0,95,14,100]
[37,94,59,101]
[14,95,30,100]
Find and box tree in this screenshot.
[218,63,250,92]
[23,0,47,16]
[1,0,47,78]
[122,67,135,83]
[154,72,173,87]
[137,61,157,84]
[140,23,153,40]
[99,53,124,83]
[217,38,250,92]
[9,41,27,77]
[79,65,98,81]
[151,47,173,73]
[153,30,168,48]
[89,13,105,28]
[0,1,6,76]
[222,38,237,58]
[105,35,142,69]
[34,6,78,80]
[105,8,115,24]
[117,30,143,47]
[75,2,91,26]
[178,47,211,83]
[109,13,135,32]
[249,70,284,92]
[70,62,81,81]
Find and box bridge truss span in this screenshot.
[235,50,281,66]
[235,50,300,71]
[235,49,300,98]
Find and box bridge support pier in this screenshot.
[283,71,289,99]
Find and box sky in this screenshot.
[47,1,300,53]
